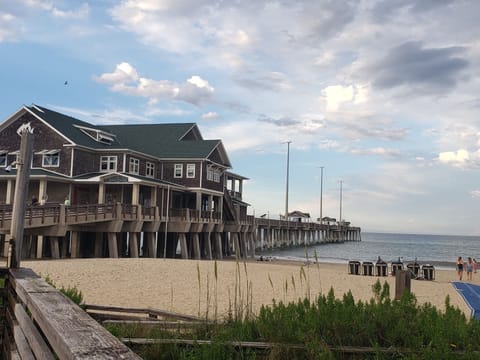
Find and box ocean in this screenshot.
[258,232,480,270]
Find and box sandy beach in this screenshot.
[22,258,476,319]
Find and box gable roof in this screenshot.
[23,105,231,167]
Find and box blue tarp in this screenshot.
[452,282,480,320]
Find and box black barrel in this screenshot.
[348,261,361,275]
[391,262,403,276]
[422,265,435,281]
[376,262,388,276]
[362,261,374,276]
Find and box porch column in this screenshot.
[38,179,47,202]
[151,187,158,206]
[132,183,140,205]
[98,183,105,204]
[196,191,202,211]
[5,179,14,204]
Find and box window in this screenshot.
[42,151,60,167]
[0,152,7,167]
[213,170,221,183]
[186,163,195,178]
[129,157,139,175]
[146,162,155,178]
[174,164,183,178]
[207,167,214,181]
[100,156,117,172]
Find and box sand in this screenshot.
[21,258,476,319]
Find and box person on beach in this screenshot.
[456,256,464,280]
[466,257,473,281]
[474,259,478,274]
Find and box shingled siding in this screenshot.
[0,113,73,176]
[201,163,224,192]
[73,148,99,176]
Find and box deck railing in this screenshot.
[1,267,140,359]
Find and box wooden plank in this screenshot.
[103,320,206,330]
[10,268,141,360]
[14,303,55,360]
[13,323,36,360]
[85,304,200,321]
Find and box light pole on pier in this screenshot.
[283,141,292,222]
[319,166,324,224]
[339,179,343,223]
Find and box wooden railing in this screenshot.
[2,267,140,359]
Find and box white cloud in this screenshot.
[51,3,89,19]
[470,190,480,198]
[0,13,18,42]
[201,112,219,120]
[322,84,368,111]
[438,149,469,165]
[95,63,214,106]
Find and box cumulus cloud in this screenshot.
[95,63,214,106]
[322,84,368,111]
[20,0,89,19]
[470,190,480,198]
[201,112,219,120]
[438,149,470,165]
[0,12,18,42]
[370,41,469,93]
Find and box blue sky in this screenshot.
[1,0,480,235]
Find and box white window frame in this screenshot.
[129,157,140,175]
[186,163,195,178]
[100,156,117,172]
[207,166,214,181]
[174,164,183,178]
[42,150,60,167]
[146,162,155,178]
[0,152,7,167]
[213,170,221,183]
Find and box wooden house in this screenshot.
[0,104,251,259]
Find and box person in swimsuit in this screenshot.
[456,256,464,281]
[466,257,474,281]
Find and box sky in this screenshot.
[1,0,480,236]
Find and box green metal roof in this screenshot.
[27,105,227,163]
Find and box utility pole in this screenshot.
[283,141,292,222]
[339,180,343,223]
[319,166,324,223]
[9,123,34,268]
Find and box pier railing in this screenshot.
[1,267,140,359]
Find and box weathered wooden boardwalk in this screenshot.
[0,267,140,359]
[0,203,360,261]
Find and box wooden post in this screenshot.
[9,125,34,268]
[395,270,411,300]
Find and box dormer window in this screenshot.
[75,125,116,145]
[146,162,155,178]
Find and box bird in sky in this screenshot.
[64,81,68,85]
